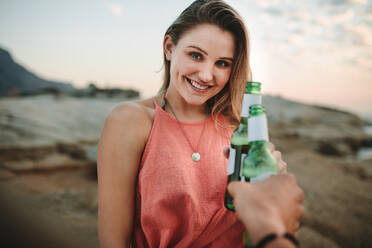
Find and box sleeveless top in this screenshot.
[133,99,245,248]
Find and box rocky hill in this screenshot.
[0,47,75,96]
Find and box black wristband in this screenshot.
[284,233,300,247]
[255,233,277,248]
[254,232,300,248]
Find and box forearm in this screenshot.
[265,238,296,248]
[99,230,132,248]
[243,219,298,248]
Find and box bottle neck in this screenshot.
[240,116,248,124]
[241,93,262,117]
[248,114,269,142]
[248,140,270,148]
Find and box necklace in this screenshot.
[162,95,207,162]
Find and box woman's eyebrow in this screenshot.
[221,56,233,61]
[187,45,208,55]
[187,45,233,61]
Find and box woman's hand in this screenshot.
[223,142,287,173]
[269,142,287,173]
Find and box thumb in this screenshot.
[227,181,244,198]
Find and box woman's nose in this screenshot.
[199,63,214,82]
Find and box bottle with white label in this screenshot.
[224,82,262,211]
[242,104,278,183]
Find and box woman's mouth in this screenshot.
[186,78,210,90]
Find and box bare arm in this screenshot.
[97,103,152,248]
[228,174,304,247]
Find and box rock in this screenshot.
[0,95,122,147]
[2,153,92,172]
[0,145,57,162]
[298,226,339,248]
[316,140,352,156]
[263,95,367,157]
[2,160,34,172]
[57,142,86,160]
[340,159,372,181]
[82,143,98,163]
[361,137,372,147]
[0,168,16,180]
[263,95,366,126]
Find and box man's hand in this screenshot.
[228,174,304,245]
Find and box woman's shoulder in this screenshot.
[109,98,155,120]
[103,98,156,141]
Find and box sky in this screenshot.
[0,0,371,118]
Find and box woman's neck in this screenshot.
[163,88,209,123]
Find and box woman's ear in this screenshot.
[163,35,174,61]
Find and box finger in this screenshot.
[272,150,282,161]
[294,221,300,233]
[227,181,239,197]
[269,142,275,152]
[278,161,287,173]
[222,146,230,159]
[295,187,305,203]
[227,181,246,197]
[287,220,300,236]
[298,205,304,219]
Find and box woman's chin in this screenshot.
[183,96,210,106]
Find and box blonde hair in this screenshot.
[159,0,251,127]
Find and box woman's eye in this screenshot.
[216,60,230,67]
[190,52,202,60]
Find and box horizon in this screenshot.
[1,0,371,118]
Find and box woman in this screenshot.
[97,0,287,247]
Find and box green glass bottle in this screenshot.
[242,104,278,248]
[225,82,261,211]
[242,104,278,183]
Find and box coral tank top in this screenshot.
[132,99,245,248]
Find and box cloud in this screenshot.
[332,9,354,23]
[259,13,275,25]
[354,56,372,68]
[349,0,368,4]
[344,23,372,46]
[367,13,372,22]
[264,7,283,16]
[326,0,367,5]
[364,6,372,21]
[250,0,290,8]
[314,10,354,26]
[288,33,304,46]
[289,9,311,22]
[105,3,123,17]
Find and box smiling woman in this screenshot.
[97,1,252,247]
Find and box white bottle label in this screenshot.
[250,171,276,183]
[227,147,236,175]
[248,115,269,142]
[240,153,247,181]
[241,94,262,117]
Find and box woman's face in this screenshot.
[164,24,235,106]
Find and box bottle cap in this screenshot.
[249,104,265,116]
[246,81,261,95]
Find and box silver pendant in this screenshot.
[192,152,201,162]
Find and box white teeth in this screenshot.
[190,79,208,90]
